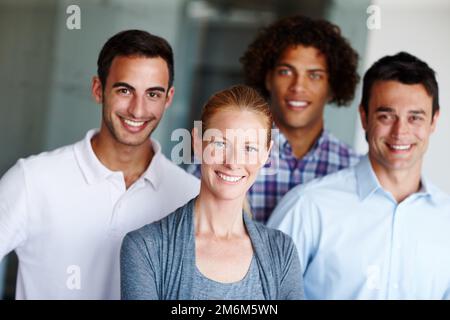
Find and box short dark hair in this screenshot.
[361,52,439,117]
[240,15,359,106]
[97,29,174,89]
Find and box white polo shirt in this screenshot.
[0,130,200,299]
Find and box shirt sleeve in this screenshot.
[0,160,29,260]
[120,232,159,300]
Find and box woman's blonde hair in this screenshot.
[200,84,272,217]
[200,84,272,148]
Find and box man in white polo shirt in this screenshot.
[0,30,200,299]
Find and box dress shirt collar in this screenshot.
[355,154,437,204]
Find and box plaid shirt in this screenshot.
[187,129,360,223]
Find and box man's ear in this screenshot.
[164,86,175,110]
[326,88,334,104]
[359,105,368,131]
[92,76,103,104]
[265,71,273,93]
[431,109,440,133]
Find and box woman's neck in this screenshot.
[194,188,247,239]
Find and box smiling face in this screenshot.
[360,80,439,175]
[265,45,331,134]
[92,55,174,147]
[194,109,271,202]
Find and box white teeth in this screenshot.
[217,172,243,182]
[288,100,308,107]
[124,119,145,127]
[390,144,411,150]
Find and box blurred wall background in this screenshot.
[1,0,448,299]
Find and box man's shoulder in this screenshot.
[321,130,361,164]
[158,154,200,185]
[427,181,450,207]
[285,165,357,203]
[126,199,192,245]
[17,142,77,173]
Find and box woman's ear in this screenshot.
[268,139,274,155]
[192,127,203,161]
[259,139,274,168]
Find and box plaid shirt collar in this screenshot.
[275,127,330,162]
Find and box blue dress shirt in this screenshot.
[268,155,450,299]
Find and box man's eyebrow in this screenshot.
[146,86,166,93]
[409,109,426,115]
[275,62,294,68]
[375,106,427,116]
[375,106,395,113]
[112,82,135,91]
[275,62,326,72]
[112,82,167,93]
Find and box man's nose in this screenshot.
[128,95,147,118]
[289,73,307,93]
[391,117,410,138]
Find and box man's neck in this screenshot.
[91,131,154,189]
[370,157,422,203]
[276,120,323,159]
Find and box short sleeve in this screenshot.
[279,234,304,300]
[0,160,29,259]
[120,231,159,300]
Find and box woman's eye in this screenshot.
[214,141,225,148]
[246,146,258,153]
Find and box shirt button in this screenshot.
[393,283,399,289]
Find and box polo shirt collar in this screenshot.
[74,129,163,189]
[141,139,163,190]
[74,129,114,184]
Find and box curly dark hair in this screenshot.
[240,15,359,106]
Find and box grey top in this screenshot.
[120,198,304,300]
[192,256,265,300]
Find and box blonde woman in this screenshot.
[120,85,304,300]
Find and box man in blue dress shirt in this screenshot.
[268,52,450,299]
